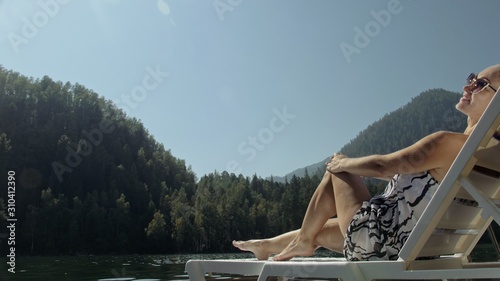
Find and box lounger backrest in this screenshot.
[399,91,500,267]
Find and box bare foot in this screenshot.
[272,235,315,261]
[232,240,271,260]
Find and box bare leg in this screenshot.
[330,172,371,235]
[233,173,340,260]
[233,230,298,260]
[273,172,370,261]
[273,172,337,260]
[233,218,345,259]
[315,218,345,253]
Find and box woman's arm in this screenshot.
[327,131,468,181]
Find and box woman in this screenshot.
[233,64,500,261]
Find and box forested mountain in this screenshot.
[275,89,467,181]
[0,68,496,256]
[0,67,197,254]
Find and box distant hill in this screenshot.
[273,89,467,182]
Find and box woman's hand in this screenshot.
[326,153,348,174]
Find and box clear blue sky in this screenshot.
[1,0,499,178]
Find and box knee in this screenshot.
[324,171,349,185]
[329,171,355,183]
[326,171,343,185]
[321,171,335,186]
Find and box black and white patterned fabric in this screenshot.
[343,171,438,261]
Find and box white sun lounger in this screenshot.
[186,90,500,281]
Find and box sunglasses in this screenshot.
[466,73,497,94]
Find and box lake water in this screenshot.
[0,253,256,281]
[0,246,498,281]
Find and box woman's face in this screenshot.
[456,65,500,122]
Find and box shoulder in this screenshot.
[418,131,468,161]
[424,131,468,147]
[415,131,467,147]
[424,131,468,181]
